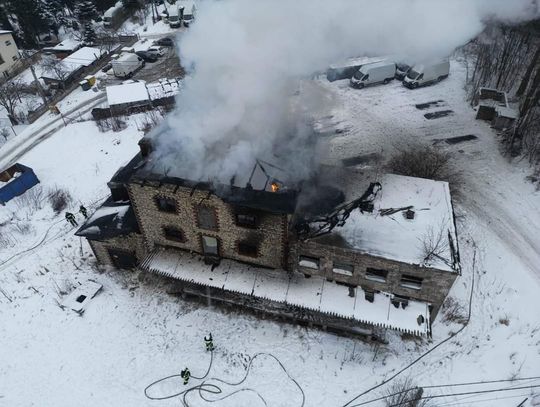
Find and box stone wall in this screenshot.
[290,237,458,318]
[127,180,289,269]
[88,232,146,267]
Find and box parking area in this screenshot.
[98,39,184,87]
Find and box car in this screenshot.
[155,37,174,47]
[101,62,112,73]
[135,50,158,63]
[147,46,166,57]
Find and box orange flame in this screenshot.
[271,182,280,192]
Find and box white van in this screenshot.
[179,1,196,27]
[403,60,450,89]
[168,5,181,28]
[350,61,396,89]
[112,53,145,78]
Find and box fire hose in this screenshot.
[144,351,305,407]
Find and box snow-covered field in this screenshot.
[1,59,540,406]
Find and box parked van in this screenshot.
[168,5,182,28]
[403,60,450,89]
[350,61,396,89]
[326,56,385,82]
[395,62,413,80]
[112,53,144,78]
[179,1,196,27]
[103,2,123,29]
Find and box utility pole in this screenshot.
[30,64,48,105]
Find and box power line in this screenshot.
[353,376,540,406]
[341,245,477,407]
[383,384,540,407]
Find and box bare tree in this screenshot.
[385,378,432,407]
[0,79,26,124]
[420,223,450,267]
[41,58,71,89]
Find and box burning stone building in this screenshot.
[77,137,460,340]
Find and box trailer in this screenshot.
[0,163,40,205]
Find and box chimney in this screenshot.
[405,209,415,220]
[138,137,153,158]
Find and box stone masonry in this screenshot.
[290,236,458,318]
[127,179,290,270]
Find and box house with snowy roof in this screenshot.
[41,47,104,88]
[76,137,460,340]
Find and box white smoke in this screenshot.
[150,0,537,185]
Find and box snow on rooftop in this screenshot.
[335,173,458,272]
[106,82,150,106]
[141,248,431,336]
[84,203,130,227]
[146,79,182,100]
[43,47,103,79]
[50,39,81,52]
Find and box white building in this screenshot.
[0,31,20,79]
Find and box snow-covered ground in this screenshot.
[1,59,540,406]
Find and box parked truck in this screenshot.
[350,61,396,89]
[112,53,145,78]
[403,60,450,89]
[168,5,182,28]
[179,0,196,27]
[326,56,385,82]
[103,2,124,29]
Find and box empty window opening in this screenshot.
[164,226,186,242]
[76,295,87,303]
[238,241,258,257]
[197,206,217,230]
[235,212,258,228]
[365,268,388,283]
[155,196,177,213]
[299,255,319,270]
[400,274,423,290]
[333,263,354,276]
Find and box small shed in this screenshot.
[475,87,518,130]
[42,38,82,59]
[106,81,151,114]
[0,163,40,205]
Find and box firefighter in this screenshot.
[65,212,78,226]
[79,205,88,219]
[180,367,190,385]
[204,333,214,352]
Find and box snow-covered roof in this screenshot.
[50,38,81,52]
[106,81,150,106]
[141,248,431,336]
[147,78,182,100]
[43,47,103,80]
[75,198,139,239]
[332,173,459,272]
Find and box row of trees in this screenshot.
[463,20,540,182]
[0,0,143,48]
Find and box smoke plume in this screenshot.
[150,0,537,185]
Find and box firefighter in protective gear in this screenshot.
[65,212,78,226]
[204,333,214,351]
[180,367,190,385]
[79,205,88,219]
